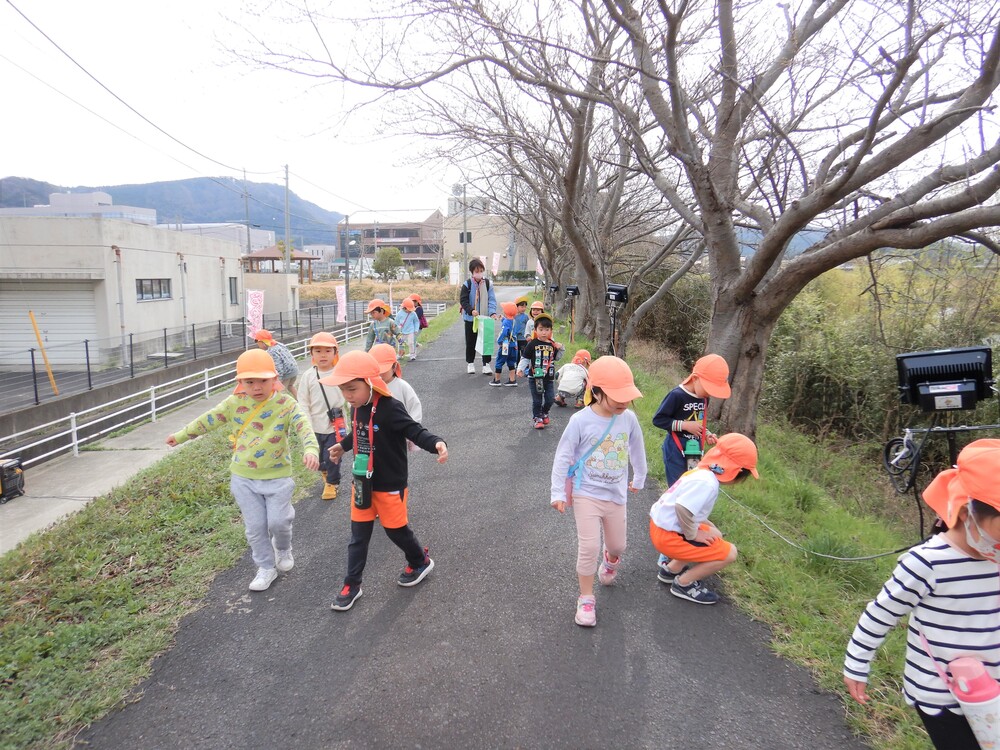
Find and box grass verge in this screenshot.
[0,431,318,750]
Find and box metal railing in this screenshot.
[0,304,446,468]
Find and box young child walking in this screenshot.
[554,350,591,407]
[517,313,564,429]
[322,351,448,611]
[165,349,319,592]
[550,356,648,627]
[844,439,1000,750]
[649,432,758,605]
[524,300,545,341]
[395,297,421,361]
[296,332,347,501]
[490,301,519,387]
[513,296,530,353]
[364,298,402,353]
[409,293,428,350]
[651,353,731,576]
[370,343,422,422]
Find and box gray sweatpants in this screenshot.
[230,475,295,569]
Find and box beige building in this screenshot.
[441,213,538,276]
[0,216,245,366]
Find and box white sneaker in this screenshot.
[482,364,491,374]
[275,549,294,573]
[467,363,476,374]
[249,567,278,591]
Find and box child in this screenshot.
[844,439,1000,749]
[253,329,300,398]
[410,293,428,348]
[490,301,519,387]
[459,258,498,374]
[650,432,758,604]
[322,350,448,611]
[550,356,648,627]
[370,343,422,423]
[524,300,545,340]
[513,296,530,352]
[364,298,402,353]
[651,353,731,577]
[296,332,346,501]
[395,297,421,361]
[554,350,591,407]
[517,313,564,428]
[165,349,319,592]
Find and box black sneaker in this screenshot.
[331,583,363,611]
[670,578,719,605]
[398,550,434,587]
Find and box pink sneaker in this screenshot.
[598,549,619,586]
[575,595,597,627]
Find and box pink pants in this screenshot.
[572,495,627,576]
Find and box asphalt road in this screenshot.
[76,315,869,750]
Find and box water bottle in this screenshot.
[949,657,1000,748]
[683,437,703,471]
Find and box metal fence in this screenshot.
[0,299,378,412]
[0,303,446,468]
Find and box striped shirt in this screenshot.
[844,536,1000,715]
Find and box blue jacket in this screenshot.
[496,317,516,346]
[459,278,497,322]
[513,312,529,340]
[395,308,421,334]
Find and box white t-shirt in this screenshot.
[387,377,422,423]
[550,407,647,505]
[649,468,720,532]
[555,363,588,394]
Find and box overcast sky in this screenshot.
[1,0,458,217]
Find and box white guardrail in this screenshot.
[0,304,445,467]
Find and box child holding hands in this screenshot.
[296,332,346,500]
[550,356,647,627]
[166,349,319,592]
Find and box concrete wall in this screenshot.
[442,214,538,275]
[243,272,299,315]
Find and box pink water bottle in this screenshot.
[950,657,1000,749]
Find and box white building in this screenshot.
[0,216,244,366]
[441,213,538,276]
[160,222,275,253]
[0,191,157,225]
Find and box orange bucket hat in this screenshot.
[572,350,592,366]
[319,350,392,397]
[370,343,402,378]
[233,349,282,394]
[252,329,276,347]
[401,298,415,312]
[367,298,388,314]
[409,293,422,304]
[501,301,517,319]
[683,353,732,399]
[699,433,759,482]
[923,439,1000,527]
[586,356,642,403]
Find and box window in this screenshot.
[135,278,172,300]
[229,276,238,305]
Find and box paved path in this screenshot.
[74,313,868,749]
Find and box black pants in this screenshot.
[916,706,979,750]
[345,520,424,585]
[316,432,343,485]
[464,319,492,365]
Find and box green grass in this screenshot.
[0,430,318,750]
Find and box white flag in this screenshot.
[336,285,347,323]
[246,290,265,337]
[536,259,544,277]
[491,252,501,276]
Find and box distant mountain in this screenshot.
[0,176,343,246]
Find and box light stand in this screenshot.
[605,284,628,357]
[566,285,579,344]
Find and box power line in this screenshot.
[5,0,277,177]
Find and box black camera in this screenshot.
[606,284,628,304]
[565,285,580,297]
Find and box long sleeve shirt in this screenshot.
[550,407,647,505]
[387,377,422,423]
[651,385,706,441]
[844,536,1000,715]
[459,278,497,321]
[338,395,443,492]
[395,309,421,334]
[649,468,719,539]
[555,363,588,396]
[266,342,300,380]
[296,366,346,435]
[518,338,562,381]
[172,392,318,479]
[365,318,400,351]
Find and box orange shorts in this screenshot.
[649,519,733,563]
[350,486,409,528]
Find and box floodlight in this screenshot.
[605,284,628,304]
[566,285,580,297]
[896,346,995,412]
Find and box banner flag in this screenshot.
[246,290,265,337]
[336,285,347,323]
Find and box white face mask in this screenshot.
[964,502,1000,563]
[472,272,483,282]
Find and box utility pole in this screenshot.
[283,164,291,273]
[243,169,252,256]
[343,215,351,322]
[462,183,468,273]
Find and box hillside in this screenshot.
[0,176,343,246]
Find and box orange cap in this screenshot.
[699,433,759,482]
[367,298,388,314]
[572,350,591,366]
[252,329,276,347]
[233,349,282,394]
[370,343,402,378]
[501,301,517,319]
[409,293,422,304]
[530,301,544,312]
[401,298,415,312]
[923,439,1000,527]
[318,350,392,397]
[683,354,731,399]
[587,356,642,403]
[308,332,339,349]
